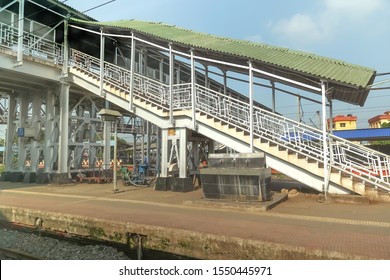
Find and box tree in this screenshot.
[381,122,390,128]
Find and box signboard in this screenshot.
[17,127,24,137]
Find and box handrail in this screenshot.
[0,22,63,64]
[68,49,390,191]
[1,23,389,191]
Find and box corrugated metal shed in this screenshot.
[70,19,377,106]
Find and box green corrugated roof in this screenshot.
[70,18,375,89]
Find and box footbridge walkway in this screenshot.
[0,1,389,198]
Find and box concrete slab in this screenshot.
[0,179,390,259]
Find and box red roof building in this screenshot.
[328,114,357,131]
[368,111,390,128]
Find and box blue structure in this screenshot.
[333,128,390,141]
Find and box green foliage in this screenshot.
[381,122,390,128]
[370,122,390,145]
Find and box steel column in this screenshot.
[17,94,28,171]
[129,33,135,111]
[321,81,329,196]
[271,81,276,113]
[248,61,254,152]
[58,83,70,174]
[178,128,187,178]
[190,49,196,129]
[169,44,174,125]
[16,0,25,65]
[29,94,41,172]
[102,102,111,171]
[204,65,209,88]
[156,127,161,176]
[99,28,105,96]
[160,128,169,177]
[5,95,16,171]
[113,119,118,191]
[44,88,55,173]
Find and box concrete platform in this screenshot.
[0,179,390,260]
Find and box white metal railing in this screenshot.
[67,49,390,191]
[0,22,63,64]
[1,25,389,191]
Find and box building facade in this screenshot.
[328,114,357,131]
[368,111,390,128]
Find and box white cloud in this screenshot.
[325,0,383,17]
[269,0,385,47]
[271,13,326,45]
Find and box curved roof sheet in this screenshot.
[70,18,376,105]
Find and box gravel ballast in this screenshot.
[0,228,131,260]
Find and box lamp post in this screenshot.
[98,108,122,192]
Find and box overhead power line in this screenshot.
[82,0,117,14]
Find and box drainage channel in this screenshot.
[0,221,197,260]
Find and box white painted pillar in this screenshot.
[146,121,151,164]
[223,70,227,95]
[204,65,209,88]
[190,49,196,129]
[99,28,105,97]
[159,58,164,82]
[321,81,329,195]
[113,119,118,191]
[58,83,70,174]
[102,103,111,170]
[16,0,25,65]
[178,128,187,178]
[17,95,28,171]
[62,18,69,76]
[271,81,276,113]
[44,88,55,173]
[160,128,169,177]
[248,61,254,152]
[156,127,161,176]
[5,95,16,171]
[129,33,135,111]
[30,94,41,172]
[298,96,302,122]
[169,43,174,125]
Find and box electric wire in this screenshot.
[81,0,117,14]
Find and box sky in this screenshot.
[1,0,388,147]
[33,0,390,128]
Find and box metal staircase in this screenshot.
[67,49,390,196]
[1,17,389,196]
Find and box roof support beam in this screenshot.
[0,0,18,13]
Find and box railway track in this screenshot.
[0,221,194,260]
[0,247,40,260]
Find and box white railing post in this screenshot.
[16,0,25,66]
[190,48,196,129]
[169,43,174,125]
[62,17,69,77]
[271,81,276,113]
[249,61,254,152]
[99,28,105,97]
[321,80,329,196]
[129,32,135,111]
